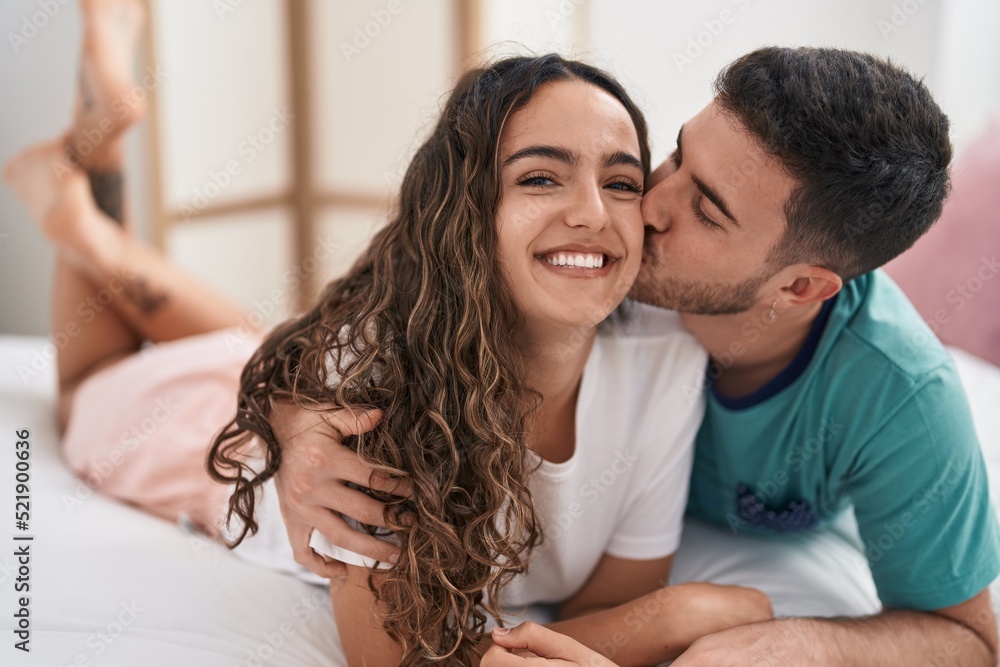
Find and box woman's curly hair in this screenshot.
[207,53,650,665]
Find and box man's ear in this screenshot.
[780,265,843,306]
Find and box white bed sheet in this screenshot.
[0,335,998,666]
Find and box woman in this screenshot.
[5,12,770,663]
[210,55,772,666]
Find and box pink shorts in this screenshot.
[61,328,265,536]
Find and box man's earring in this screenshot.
[767,299,777,323]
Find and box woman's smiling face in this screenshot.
[496,78,646,331]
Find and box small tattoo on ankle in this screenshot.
[88,170,125,225]
[123,277,169,315]
[79,67,95,112]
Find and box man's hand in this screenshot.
[482,624,618,666]
[671,619,806,666]
[673,590,998,667]
[269,402,408,579]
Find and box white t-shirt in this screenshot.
[232,304,707,609]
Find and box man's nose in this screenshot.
[641,180,672,233]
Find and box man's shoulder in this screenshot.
[772,273,978,475]
[789,271,972,446]
[821,270,955,387]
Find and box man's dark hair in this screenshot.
[715,46,952,280]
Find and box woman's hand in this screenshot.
[269,402,406,578]
[482,624,618,666]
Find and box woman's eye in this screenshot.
[607,178,642,193]
[516,173,556,188]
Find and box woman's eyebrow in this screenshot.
[501,145,642,171]
[502,145,576,167]
[603,150,643,171]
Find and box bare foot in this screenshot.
[3,140,73,225]
[4,140,109,261]
[67,0,146,167]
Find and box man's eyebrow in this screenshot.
[501,145,577,167]
[678,126,741,228]
[603,150,644,171]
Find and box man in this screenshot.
[273,47,1000,665]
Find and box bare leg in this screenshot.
[58,0,251,344]
[66,0,145,206]
[7,142,252,346]
[63,197,252,343]
[4,143,140,430]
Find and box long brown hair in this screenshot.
[208,53,650,665]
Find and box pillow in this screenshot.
[884,118,1000,367]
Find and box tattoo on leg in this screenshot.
[123,277,169,315]
[79,66,94,112]
[88,170,125,225]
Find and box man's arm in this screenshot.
[671,588,997,666]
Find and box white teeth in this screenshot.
[544,252,606,269]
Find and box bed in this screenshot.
[1,334,998,666]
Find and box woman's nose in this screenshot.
[565,183,611,231]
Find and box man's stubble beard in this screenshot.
[630,244,774,315]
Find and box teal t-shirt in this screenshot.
[686,270,1000,610]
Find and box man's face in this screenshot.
[631,100,799,315]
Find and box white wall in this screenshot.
[1,0,82,337]
[309,0,458,297]
[935,0,1000,147]
[478,0,588,58]
[150,0,294,326]
[151,0,291,213]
